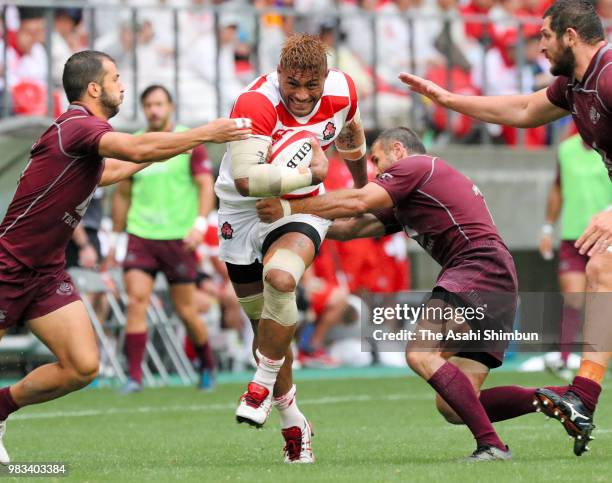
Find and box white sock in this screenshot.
[252,348,284,393]
[274,384,305,429]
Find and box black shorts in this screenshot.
[225,221,321,285]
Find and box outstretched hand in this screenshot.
[576,210,612,256]
[398,72,451,107]
[206,118,252,142]
[256,198,284,223]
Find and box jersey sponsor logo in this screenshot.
[378,173,393,181]
[322,122,336,141]
[62,212,80,229]
[221,221,234,240]
[56,281,74,296]
[0,310,7,322]
[590,106,601,124]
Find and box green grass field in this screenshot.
[2,370,611,482]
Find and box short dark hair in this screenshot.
[62,50,115,103]
[17,7,45,21]
[543,0,604,44]
[140,84,173,105]
[375,127,426,155]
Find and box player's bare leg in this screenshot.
[535,251,612,455]
[0,301,99,464]
[122,269,154,393]
[170,283,215,390]
[234,232,315,462]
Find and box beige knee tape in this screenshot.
[261,249,306,326]
[263,248,306,283]
[261,283,297,326]
[237,292,264,321]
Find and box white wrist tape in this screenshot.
[230,135,271,179]
[233,117,252,129]
[336,142,367,160]
[541,223,554,235]
[248,165,312,197]
[230,135,313,196]
[194,216,208,232]
[108,232,120,248]
[279,199,292,217]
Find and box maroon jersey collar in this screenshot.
[576,43,612,88]
[68,103,93,115]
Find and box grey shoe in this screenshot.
[466,445,512,462]
[119,379,143,395]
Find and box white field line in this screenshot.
[10,393,431,422]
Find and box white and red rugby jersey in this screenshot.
[214,69,359,204]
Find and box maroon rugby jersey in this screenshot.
[0,104,112,272]
[372,155,504,267]
[547,44,612,180]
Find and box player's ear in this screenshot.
[391,141,405,159]
[87,81,102,100]
[565,27,578,46]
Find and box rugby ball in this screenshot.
[268,129,321,199]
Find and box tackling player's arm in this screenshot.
[327,214,387,241]
[335,108,368,188]
[256,182,393,222]
[399,73,568,128]
[98,118,251,164]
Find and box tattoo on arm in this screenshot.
[335,125,357,150]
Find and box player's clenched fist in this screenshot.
[205,118,252,142]
[398,72,452,107]
[256,198,284,223]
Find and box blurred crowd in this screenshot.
[3,0,612,144]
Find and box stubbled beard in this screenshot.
[550,45,575,77]
[100,89,120,118]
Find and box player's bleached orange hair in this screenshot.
[279,33,328,75]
